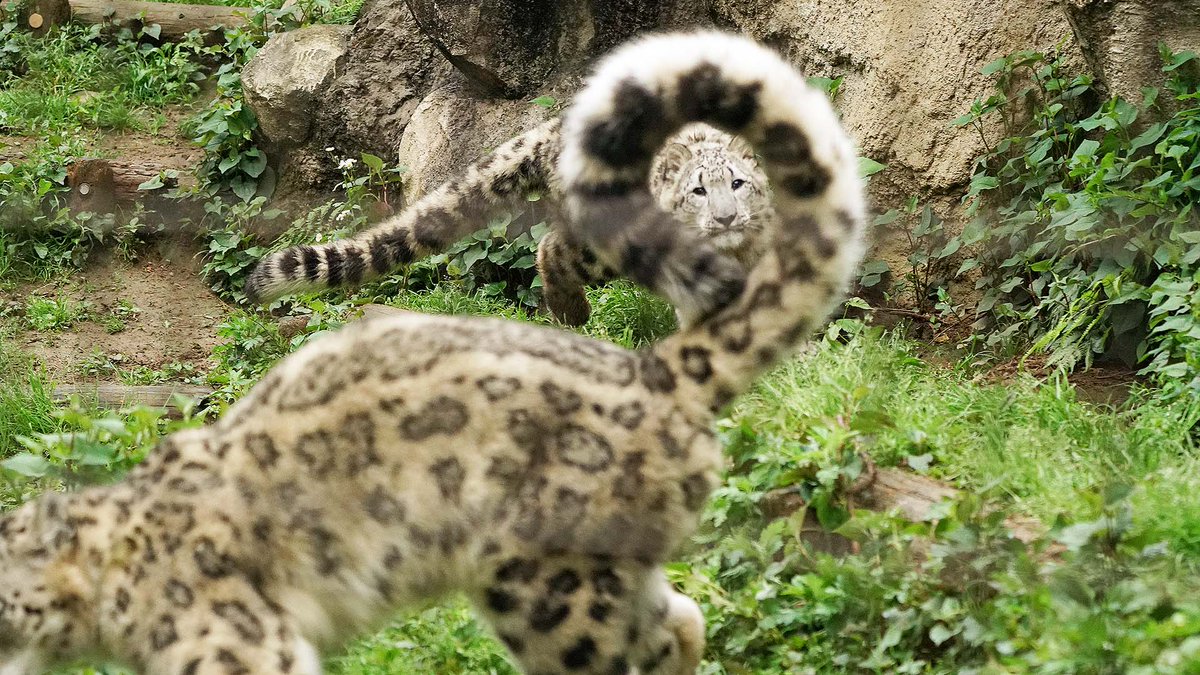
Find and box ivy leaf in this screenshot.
[2,452,50,477]
[1072,139,1100,160]
[1130,123,1166,152]
[240,150,267,178]
[530,95,557,109]
[929,623,958,646]
[137,174,165,190]
[981,57,1008,76]
[967,175,999,198]
[361,153,384,172]
[857,157,886,178]
[1162,48,1199,71]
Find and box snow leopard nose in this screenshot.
[715,213,736,227]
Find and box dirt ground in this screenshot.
[6,239,232,384]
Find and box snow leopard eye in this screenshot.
[731,179,745,190]
[692,187,707,196]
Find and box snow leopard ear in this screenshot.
[724,133,757,164]
[655,142,694,184]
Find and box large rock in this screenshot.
[242,25,352,152]
[403,0,709,99]
[394,85,557,202]
[310,2,447,162]
[712,0,1080,205]
[1063,0,1200,104]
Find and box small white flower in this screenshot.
[338,158,357,170]
[336,210,351,221]
[324,146,335,152]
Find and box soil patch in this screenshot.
[984,355,1141,406]
[6,240,232,384]
[95,104,205,172]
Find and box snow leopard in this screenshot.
[244,119,773,327]
[0,30,863,675]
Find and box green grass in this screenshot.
[369,280,677,349]
[0,23,203,136]
[25,295,90,331]
[0,343,57,460]
[732,328,1200,553]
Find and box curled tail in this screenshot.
[244,119,563,304]
[558,31,866,411]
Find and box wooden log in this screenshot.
[19,0,71,35]
[764,467,1048,548]
[66,157,194,214]
[53,383,213,416]
[68,0,250,42]
[862,468,959,521]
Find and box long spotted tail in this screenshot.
[244,119,562,304]
[558,31,866,412]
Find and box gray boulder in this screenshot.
[242,24,353,152]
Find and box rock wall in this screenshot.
[1063,0,1200,104]
[710,0,1078,206]
[243,0,1199,244]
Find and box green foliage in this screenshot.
[198,196,274,302]
[0,21,203,136]
[953,46,1200,388]
[24,295,89,331]
[863,196,959,314]
[0,343,57,461]
[806,75,844,102]
[427,216,546,309]
[97,299,141,334]
[671,326,1200,673]
[183,0,367,199]
[183,25,265,201]
[2,404,192,486]
[328,601,515,675]
[0,15,204,280]
[77,351,200,386]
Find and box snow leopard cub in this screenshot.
[245,120,773,327]
[0,30,863,675]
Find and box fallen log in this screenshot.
[68,0,250,42]
[66,157,195,214]
[763,466,1049,552]
[53,383,213,417]
[18,0,71,35]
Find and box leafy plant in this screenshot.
[948,46,1200,386]
[2,403,202,488]
[356,218,545,310]
[863,196,959,314]
[183,25,266,201]
[25,295,89,331]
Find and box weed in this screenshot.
[25,295,89,331]
[951,46,1200,389]
[0,344,57,461]
[197,196,274,302]
[98,299,140,334]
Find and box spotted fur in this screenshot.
[244,121,772,327]
[0,31,863,675]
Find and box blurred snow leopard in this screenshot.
[246,120,775,327]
